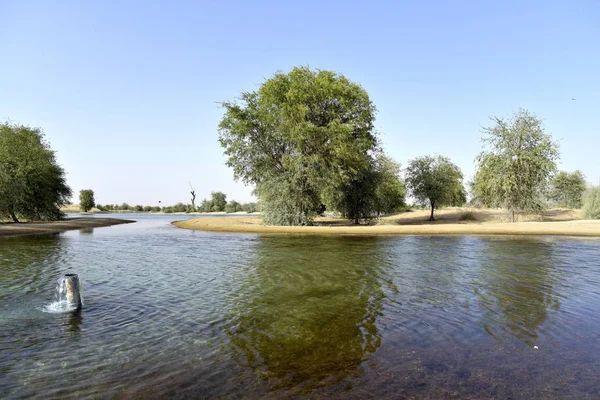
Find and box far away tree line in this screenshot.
[94,192,258,214]
[1,66,599,223]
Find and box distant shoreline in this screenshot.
[174,209,600,237]
[62,208,258,216]
[0,218,134,238]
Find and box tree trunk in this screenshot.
[10,212,19,223]
[354,216,359,225]
[512,210,515,223]
[429,201,435,221]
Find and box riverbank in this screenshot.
[0,218,134,238]
[174,208,600,237]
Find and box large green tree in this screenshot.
[79,189,95,212]
[218,66,378,225]
[0,122,72,222]
[405,155,465,221]
[548,170,586,209]
[472,109,559,221]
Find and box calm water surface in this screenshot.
[1,214,600,399]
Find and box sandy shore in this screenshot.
[174,208,600,237]
[0,218,134,238]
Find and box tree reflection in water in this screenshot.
[476,238,561,346]
[225,236,388,394]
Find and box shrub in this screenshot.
[582,186,600,219]
[458,211,477,221]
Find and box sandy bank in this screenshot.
[0,218,134,238]
[174,209,600,237]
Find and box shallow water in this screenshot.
[1,214,600,399]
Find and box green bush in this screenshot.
[582,186,600,219]
[241,202,258,213]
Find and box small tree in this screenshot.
[79,190,95,212]
[210,192,227,212]
[325,153,405,224]
[373,155,406,217]
[242,202,259,213]
[548,170,586,209]
[405,155,465,221]
[225,200,243,213]
[199,199,211,213]
[582,186,600,219]
[473,109,559,221]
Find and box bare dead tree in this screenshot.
[189,182,196,212]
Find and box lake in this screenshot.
[2,214,600,399]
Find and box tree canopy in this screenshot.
[325,152,405,223]
[218,66,378,225]
[0,122,72,222]
[548,170,586,209]
[79,189,95,212]
[405,155,465,221]
[472,109,559,220]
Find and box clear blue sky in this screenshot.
[2,1,598,205]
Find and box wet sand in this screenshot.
[0,218,134,238]
[174,209,600,237]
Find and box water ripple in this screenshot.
[1,216,600,398]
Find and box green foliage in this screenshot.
[257,178,318,226]
[582,186,600,219]
[405,155,465,221]
[225,200,243,213]
[133,205,144,212]
[373,155,406,217]
[241,202,258,213]
[0,122,72,222]
[79,189,95,212]
[325,164,379,224]
[198,199,212,213]
[219,66,378,225]
[472,109,559,220]
[119,203,130,211]
[548,170,586,209]
[143,205,153,212]
[210,192,227,212]
[325,153,405,223]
